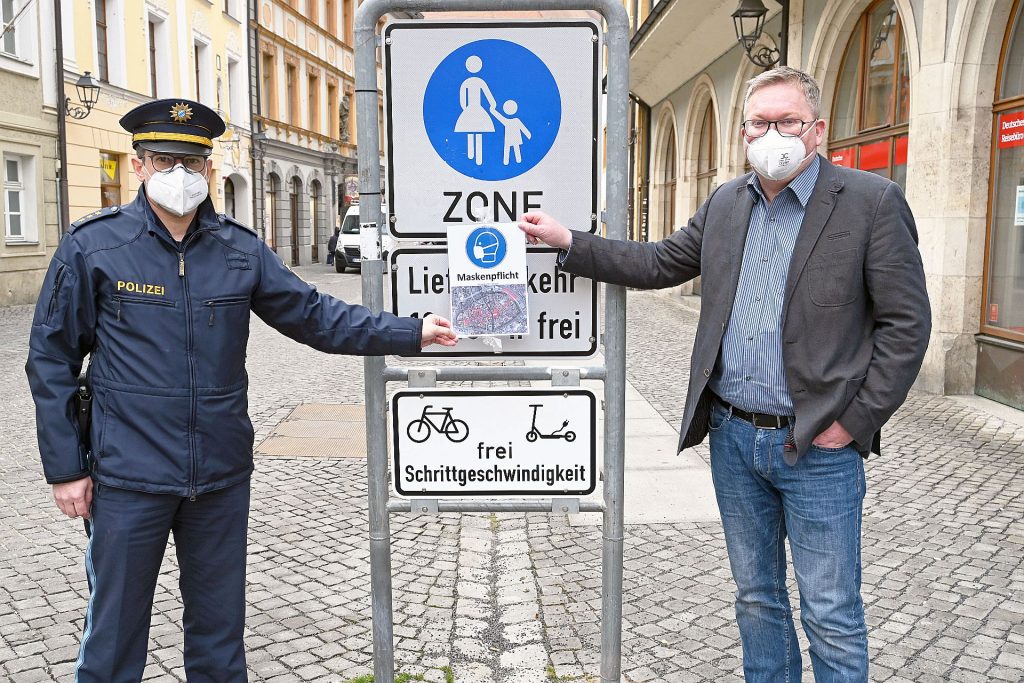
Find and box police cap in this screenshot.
[119,98,226,156]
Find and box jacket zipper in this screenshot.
[204,296,249,326]
[179,240,198,501]
[45,265,67,323]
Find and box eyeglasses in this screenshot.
[741,119,816,138]
[143,153,208,173]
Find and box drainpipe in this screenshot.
[54,0,69,234]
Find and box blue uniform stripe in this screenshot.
[75,520,97,681]
[709,156,820,416]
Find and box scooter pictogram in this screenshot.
[525,404,576,442]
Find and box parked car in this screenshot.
[335,204,389,273]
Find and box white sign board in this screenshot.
[447,223,529,337]
[388,247,597,358]
[391,389,597,497]
[384,20,600,238]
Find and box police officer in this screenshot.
[25,99,456,682]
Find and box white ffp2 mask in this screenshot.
[144,165,209,217]
[745,128,816,182]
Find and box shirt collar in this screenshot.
[747,154,821,207]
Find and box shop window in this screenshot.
[983,1,1024,343]
[265,174,279,248]
[310,180,321,262]
[828,0,909,189]
[99,152,121,208]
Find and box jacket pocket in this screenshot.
[113,295,176,322]
[807,248,863,307]
[96,387,191,488]
[844,374,867,407]
[203,296,249,327]
[45,264,68,325]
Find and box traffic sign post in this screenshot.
[357,2,630,682]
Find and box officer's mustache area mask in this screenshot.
[143,164,209,217]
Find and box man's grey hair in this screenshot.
[742,66,822,119]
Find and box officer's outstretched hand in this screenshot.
[53,477,93,520]
[518,211,572,250]
[421,314,458,348]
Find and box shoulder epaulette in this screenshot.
[69,205,122,233]
[220,214,257,236]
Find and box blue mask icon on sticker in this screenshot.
[467,227,506,268]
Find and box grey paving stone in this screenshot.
[3,274,1024,682]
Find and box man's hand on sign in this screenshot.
[53,477,93,520]
[518,212,572,250]
[421,314,458,348]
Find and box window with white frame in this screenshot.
[2,0,19,57]
[194,38,212,105]
[2,0,42,74]
[146,11,170,98]
[227,55,245,125]
[4,154,36,243]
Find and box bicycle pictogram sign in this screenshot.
[406,405,470,443]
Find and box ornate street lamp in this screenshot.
[732,0,788,68]
[65,71,101,119]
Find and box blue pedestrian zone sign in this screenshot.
[423,40,561,181]
[384,21,601,239]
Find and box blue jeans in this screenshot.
[708,402,868,682]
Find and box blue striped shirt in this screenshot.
[709,156,820,416]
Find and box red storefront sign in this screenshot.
[895,136,908,166]
[858,140,891,173]
[997,111,1024,149]
[830,147,856,168]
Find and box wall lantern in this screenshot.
[732,0,788,68]
[65,71,101,119]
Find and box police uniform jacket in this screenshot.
[26,189,422,497]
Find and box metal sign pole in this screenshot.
[355,2,629,681]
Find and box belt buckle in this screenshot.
[753,414,782,429]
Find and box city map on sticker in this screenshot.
[447,224,529,337]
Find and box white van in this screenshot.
[334,203,388,273]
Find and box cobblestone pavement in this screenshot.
[1,268,1022,682]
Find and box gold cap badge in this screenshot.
[169,103,194,123]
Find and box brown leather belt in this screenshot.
[713,394,792,429]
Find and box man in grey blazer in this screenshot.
[520,67,930,681]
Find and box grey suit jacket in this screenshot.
[561,156,931,464]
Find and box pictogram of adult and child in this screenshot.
[455,55,532,166]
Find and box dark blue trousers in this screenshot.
[75,480,250,683]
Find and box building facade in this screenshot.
[60,0,252,231]
[1,0,59,305]
[629,0,1024,412]
[250,0,365,267]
